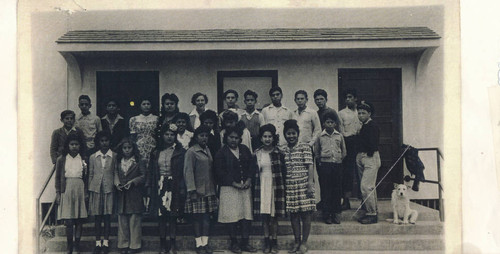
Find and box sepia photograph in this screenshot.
[17,1,461,253]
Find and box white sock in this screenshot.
[96,240,101,246]
[201,236,208,246]
[102,239,109,246]
[195,237,203,247]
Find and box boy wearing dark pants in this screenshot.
[356,101,381,224]
[314,112,346,224]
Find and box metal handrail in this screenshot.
[36,165,57,253]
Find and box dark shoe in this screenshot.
[101,245,109,254]
[128,248,140,254]
[159,238,167,254]
[325,216,333,224]
[230,240,242,253]
[203,245,213,254]
[298,242,308,254]
[120,248,128,254]
[263,238,271,253]
[359,215,378,224]
[240,238,257,252]
[196,246,207,254]
[169,239,177,254]
[332,213,341,224]
[66,241,73,254]
[341,198,351,210]
[288,241,300,253]
[270,238,279,254]
[93,246,102,254]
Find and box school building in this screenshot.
[27,5,459,252]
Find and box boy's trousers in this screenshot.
[118,213,142,250]
[317,162,343,215]
[356,152,381,216]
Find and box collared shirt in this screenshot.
[96,150,113,168]
[261,104,294,145]
[121,157,136,174]
[76,112,103,149]
[102,114,124,135]
[177,131,193,150]
[314,129,347,163]
[293,106,322,146]
[65,154,83,178]
[189,108,204,130]
[63,126,77,135]
[158,144,176,176]
[339,107,362,137]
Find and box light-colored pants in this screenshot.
[118,213,142,250]
[356,152,381,216]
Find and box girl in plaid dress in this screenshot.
[184,126,218,254]
[251,124,286,254]
[281,120,316,254]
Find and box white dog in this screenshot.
[390,184,418,224]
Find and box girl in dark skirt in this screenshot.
[55,134,88,254]
[149,123,187,254]
[251,124,286,254]
[184,126,218,254]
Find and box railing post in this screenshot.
[36,197,40,253]
[437,152,444,222]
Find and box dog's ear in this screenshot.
[393,183,399,189]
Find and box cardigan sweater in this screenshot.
[214,144,254,186]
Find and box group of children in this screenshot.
[51,87,380,254]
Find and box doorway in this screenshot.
[96,71,160,120]
[338,68,403,198]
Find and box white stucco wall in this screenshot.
[32,6,443,202]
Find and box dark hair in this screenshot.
[191,92,208,106]
[358,100,375,115]
[258,124,279,147]
[116,137,141,161]
[294,90,308,99]
[343,88,358,98]
[222,126,243,145]
[62,134,85,156]
[200,109,218,123]
[268,86,283,96]
[94,130,112,150]
[157,123,182,150]
[78,95,91,104]
[323,111,339,124]
[314,89,328,99]
[283,119,300,136]
[189,125,212,147]
[160,93,180,116]
[60,110,75,120]
[172,112,193,132]
[244,90,258,100]
[105,98,120,108]
[223,89,239,99]
[221,111,238,129]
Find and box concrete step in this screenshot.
[45,251,445,254]
[55,220,443,236]
[44,234,444,252]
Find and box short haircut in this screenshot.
[60,110,75,120]
[173,112,193,132]
[78,95,91,104]
[314,89,328,99]
[94,130,112,149]
[223,89,239,99]
[199,110,218,123]
[258,124,279,147]
[222,126,243,145]
[191,92,208,105]
[295,90,308,99]
[283,119,300,136]
[343,88,358,98]
[189,125,212,147]
[268,86,283,96]
[358,100,375,115]
[62,133,84,156]
[221,111,239,126]
[323,111,339,123]
[244,90,258,100]
[105,98,120,108]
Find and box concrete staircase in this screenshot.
[43,200,444,253]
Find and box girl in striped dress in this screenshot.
[281,120,316,254]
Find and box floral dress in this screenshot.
[130,114,159,164]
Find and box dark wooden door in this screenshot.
[96,71,160,121]
[338,68,403,198]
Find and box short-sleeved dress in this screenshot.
[129,114,159,164]
[281,143,316,213]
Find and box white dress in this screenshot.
[258,149,275,216]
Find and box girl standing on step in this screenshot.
[88,131,117,254]
[55,134,88,254]
[184,126,218,254]
[149,123,187,254]
[215,127,257,254]
[115,137,146,254]
[281,120,316,254]
[251,124,286,254]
